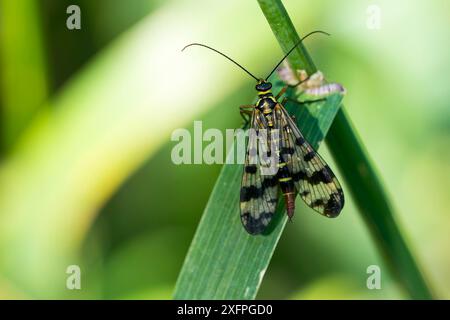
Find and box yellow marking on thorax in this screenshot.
[258,90,272,96]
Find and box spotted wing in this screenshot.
[240,109,279,235]
[275,104,344,217]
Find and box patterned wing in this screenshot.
[274,104,344,217]
[240,109,280,234]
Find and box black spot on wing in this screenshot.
[295,137,305,146]
[244,165,257,174]
[292,170,307,182]
[309,167,333,185]
[320,166,333,183]
[240,186,261,202]
[281,147,295,155]
[303,151,315,162]
[262,175,278,188]
[323,191,344,217]
[240,176,278,202]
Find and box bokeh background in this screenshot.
[0,0,449,299]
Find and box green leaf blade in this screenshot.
[174,79,342,299]
[259,0,433,299]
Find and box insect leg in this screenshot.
[285,96,327,106]
[288,75,311,88]
[275,86,288,100]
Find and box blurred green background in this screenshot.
[0,0,449,299]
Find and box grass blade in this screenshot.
[174,69,343,300]
[258,0,433,299]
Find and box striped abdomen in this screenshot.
[277,162,296,220]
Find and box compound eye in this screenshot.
[255,82,272,91]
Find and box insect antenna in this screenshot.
[182,43,260,81]
[265,30,330,80]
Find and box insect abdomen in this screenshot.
[277,162,296,219]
